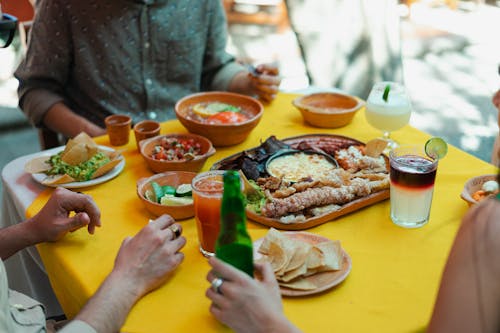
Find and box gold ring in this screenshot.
[168,224,181,240]
[211,277,223,294]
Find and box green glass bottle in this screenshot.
[215,170,254,277]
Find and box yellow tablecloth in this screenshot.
[27,93,497,332]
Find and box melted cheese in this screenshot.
[267,152,337,182]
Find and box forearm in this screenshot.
[265,314,302,333]
[0,221,39,260]
[73,271,141,333]
[43,102,106,138]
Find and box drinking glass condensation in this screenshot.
[192,170,225,257]
[365,82,412,148]
[389,145,438,228]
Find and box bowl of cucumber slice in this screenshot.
[137,171,196,219]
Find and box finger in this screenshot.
[252,74,281,87]
[67,212,90,233]
[167,223,182,240]
[62,190,102,228]
[206,270,218,284]
[256,64,279,76]
[151,214,176,230]
[206,285,227,305]
[208,257,250,283]
[254,261,275,283]
[165,235,186,253]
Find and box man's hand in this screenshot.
[229,63,282,103]
[110,215,186,299]
[27,187,101,243]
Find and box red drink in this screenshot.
[192,171,224,257]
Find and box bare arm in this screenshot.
[428,198,500,333]
[73,215,185,332]
[0,188,101,260]
[43,102,106,138]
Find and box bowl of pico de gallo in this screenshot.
[139,133,215,173]
[175,91,264,147]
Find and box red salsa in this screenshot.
[151,137,202,161]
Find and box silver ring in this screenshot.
[211,277,223,294]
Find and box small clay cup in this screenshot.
[105,114,132,146]
[133,120,161,150]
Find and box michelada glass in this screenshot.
[365,82,412,150]
[191,170,225,257]
[389,145,438,228]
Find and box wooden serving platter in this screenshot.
[211,134,390,230]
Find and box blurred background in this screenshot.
[1,0,499,201]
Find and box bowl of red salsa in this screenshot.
[175,91,264,147]
[139,133,215,173]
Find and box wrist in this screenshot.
[261,313,299,333]
[105,270,144,304]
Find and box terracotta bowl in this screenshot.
[292,92,364,128]
[460,174,498,206]
[137,171,196,219]
[139,133,215,173]
[175,91,264,147]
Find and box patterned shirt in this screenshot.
[15,0,245,127]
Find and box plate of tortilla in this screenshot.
[254,228,351,296]
[25,133,125,188]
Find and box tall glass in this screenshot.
[389,145,438,228]
[191,170,225,257]
[365,82,412,150]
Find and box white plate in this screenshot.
[30,146,125,189]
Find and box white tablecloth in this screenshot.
[1,148,63,317]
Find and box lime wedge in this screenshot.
[382,84,390,102]
[160,195,193,206]
[425,137,448,160]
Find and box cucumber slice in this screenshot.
[160,194,194,206]
[151,181,164,203]
[162,185,176,196]
[175,184,193,197]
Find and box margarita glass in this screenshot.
[365,82,412,150]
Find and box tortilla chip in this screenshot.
[62,143,98,165]
[279,278,317,291]
[41,174,76,185]
[268,242,289,273]
[314,240,343,271]
[365,138,388,157]
[258,227,284,255]
[24,156,52,174]
[306,247,324,270]
[285,241,312,272]
[91,158,122,179]
[279,262,308,282]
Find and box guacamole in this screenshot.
[47,151,111,181]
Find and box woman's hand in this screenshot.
[206,257,300,333]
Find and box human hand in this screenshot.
[111,215,185,300]
[248,63,281,103]
[27,187,101,243]
[206,257,297,333]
